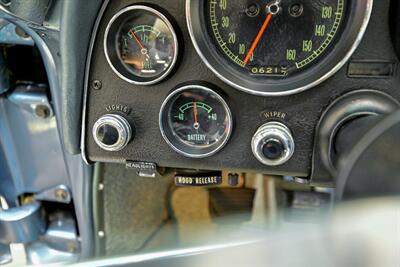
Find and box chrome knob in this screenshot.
[92,114,133,151]
[251,121,295,166]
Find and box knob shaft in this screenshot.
[251,122,294,166]
[92,114,133,151]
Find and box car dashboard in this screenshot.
[83,0,397,183]
[0,0,400,265]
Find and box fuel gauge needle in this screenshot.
[129,29,150,60]
[244,12,273,65]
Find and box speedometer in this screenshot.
[209,0,345,76]
[187,0,373,96]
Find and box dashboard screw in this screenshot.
[35,105,50,119]
[15,27,29,39]
[98,183,104,191]
[246,3,260,17]
[98,231,105,238]
[54,188,68,201]
[93,80,102,90]
[289,3,303,17]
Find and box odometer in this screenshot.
[187,0,373,95]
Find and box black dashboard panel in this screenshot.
[83,0,400,178]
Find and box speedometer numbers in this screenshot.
[208,0,345,77]
[160,85,233,158]
[187,0,372,95]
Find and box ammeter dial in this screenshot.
[105,5,178,85]
[160,85,233,158]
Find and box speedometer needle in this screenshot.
[243,12,273,65]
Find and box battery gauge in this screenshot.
[160,85,233,158]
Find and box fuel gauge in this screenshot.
[160,85,233,158]
[105,5,178,85]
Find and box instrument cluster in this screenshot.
[82,0,399,180]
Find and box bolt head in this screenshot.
[54,189,68,201]
[92,80,102,90]
[35,105,50,118]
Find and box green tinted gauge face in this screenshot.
[117,22,175,78]
[160,86,233,158]
[168,89,230,148]
[206,0,346,78]
[105,6,178,85]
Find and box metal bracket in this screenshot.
[0,201,46,244]
[0,19,34,45]
[7,83,53,119]
[35,185,71,204]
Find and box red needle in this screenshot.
[129,29,145,50]
[243,13,273,65]
[193,102,198,124]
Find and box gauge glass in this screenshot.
[160,85,232,158]
[105,5,178,85]
[207,0,346,78]
[186,0,372,95]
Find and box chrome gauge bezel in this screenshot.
[92,114,132,152]
[104,5,179,85]
[159,85,233,158]
[186,0,373,96]
[251,122,295,166]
